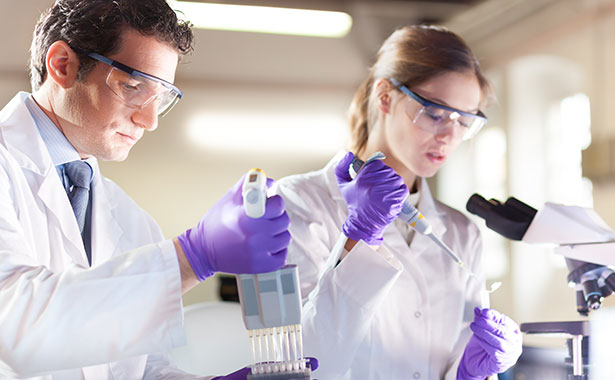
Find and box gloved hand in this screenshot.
[457,307,523,380]
[210,357,319,380]
[334,151,408,245]
[177,175,290,280]
[210,367,250,380]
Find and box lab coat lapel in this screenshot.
[89,160,124,266]
[383,222,413,252]
[417,178,447,237]
[391,178,447,260]
[82,364,109,380]
[0,93,89,267]
[323,151,346,203]
[37,167,90,266]
[81,358,145,379]
[324,152,354,226]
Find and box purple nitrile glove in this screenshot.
[457,307,523,380]
[210,358,319,380]
[334,152,408,245]
[177,175,290,280]
[305,356,319,371]
[210,367,250,380]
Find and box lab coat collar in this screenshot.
[0,93,88,266]
[382,177,447,256]
[89,160,124,267]
[0,92,123,267]
[0,92,50,176]
[416,177,447,237]
[323,151,347,202]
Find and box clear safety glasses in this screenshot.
[72,47,182,117]
[389,78,487,141]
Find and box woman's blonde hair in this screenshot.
[348,25,493,155]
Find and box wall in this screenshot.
[442,0,615,349]
[98,79,354,304]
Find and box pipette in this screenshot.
[349,152,479,281]
[480,281,502,380]
[237,265,308,377]
[238,168,313,379]
[399,200,479,281]
[243,168,268,218]
[480,281,502,309]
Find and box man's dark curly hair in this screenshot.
[29,0,194,91]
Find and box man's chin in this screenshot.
[98,148,131,162]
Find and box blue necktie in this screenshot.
[65,160,92,263]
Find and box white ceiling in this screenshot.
[4,0,608,89]
[0,0,484,88]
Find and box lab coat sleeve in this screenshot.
[144,352,253,380]
[275,177,404,377]
[302,241,403,377]
[0,242,185,378]
[143,352,208,379]
[0,166,185,377]
[443,222,484,380]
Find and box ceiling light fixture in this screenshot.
[168,1,352,38]
[186,111,347,154]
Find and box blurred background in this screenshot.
[2,0,615,370]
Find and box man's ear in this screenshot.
[375,78,394,114]
[45,41,80,88]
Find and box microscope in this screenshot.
[466,194,615,380]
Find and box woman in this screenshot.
[274,25,522,379]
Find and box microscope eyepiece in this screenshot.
[465,193,537,241]
[466,194,495,219]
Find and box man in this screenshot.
[0,1,291,378]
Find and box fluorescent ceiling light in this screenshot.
[169,1,352,38]
[187,112,347,154]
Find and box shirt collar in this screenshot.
[24,94,81,166]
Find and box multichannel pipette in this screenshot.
[238,168,313,380]
[349,152,479,281]
[237,266,309,378]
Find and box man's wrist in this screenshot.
[173,237,199,294]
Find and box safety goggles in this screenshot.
[72,47,182,117]
[389,78,487,140]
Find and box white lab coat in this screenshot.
[274,153,484,380]
[0,93,200,379]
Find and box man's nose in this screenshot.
[132,101,158,131]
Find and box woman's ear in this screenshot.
[375,78,393,114]
[45,41,80,89]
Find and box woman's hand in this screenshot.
[335,152,408,246]
[457,307,523,380]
